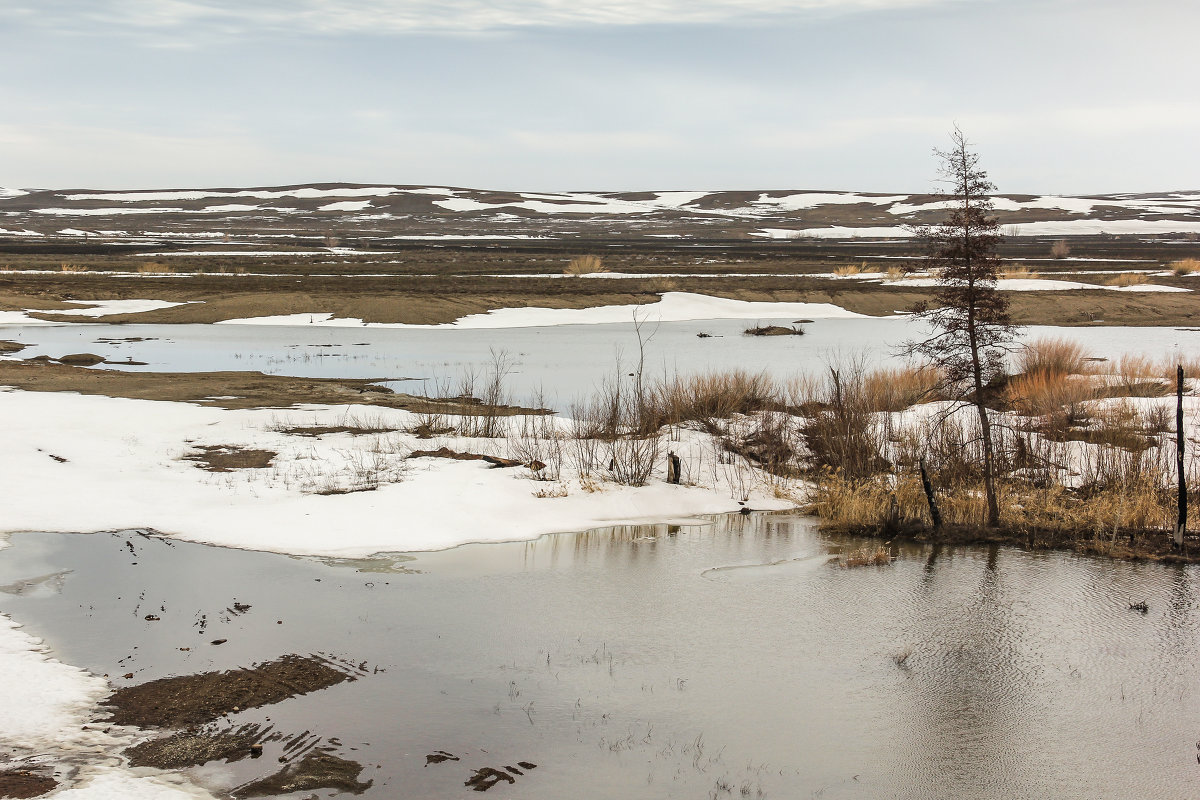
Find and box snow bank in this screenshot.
[215,292,864,329]
[0,391,792,558]
[53,299,196,317]
[318,200,372,212]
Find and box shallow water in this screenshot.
[2,517,1199,799]
[3,317,1198,408]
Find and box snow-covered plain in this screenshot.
[0,391,791,558]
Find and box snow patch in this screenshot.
[216,292,864,329]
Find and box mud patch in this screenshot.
[125,723,267,770]
[465,762,537,792]
[55,353,105,366]
[184,444,276,472]
[743,324,805,336]
[233,751,373,797]
[0,769,57,799]
[103,654,355,728]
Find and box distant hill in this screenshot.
[1,184,1198,245]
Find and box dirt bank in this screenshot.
[0,360,542,413]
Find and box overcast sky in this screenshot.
[2,0,1197,193]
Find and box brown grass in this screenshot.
[861,365,941,412]
[833,263,865,277]
[564,254,604,276]
[1001,265,1037,280]
[646,370,779,428]
[1169,257,1199,276]
[1050,240,1070,259]
[1006,371,1095,424]
[137,261,173,274]
[1016,336,1091,377]
[1106,272,1148,287]
[59,262,86,273]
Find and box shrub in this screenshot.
[1050,239,1070,259]
[564,255,603,276]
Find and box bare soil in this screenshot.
[184,445,277,472]
[0,770,57,799]
[233,751,373,797]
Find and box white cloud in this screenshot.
[15,0,967,35]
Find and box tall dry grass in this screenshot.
[1015,337,1091,377]
[1106,272,1148,287]
[564,255,604,276]
[1169,257,1199,276]
[1050,240,1071,259]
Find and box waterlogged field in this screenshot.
[4,315,1199,407]
[2,516,1199,800]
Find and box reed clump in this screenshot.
[1106,272,1148,287]
[564,254,604,276]
[1169,257,1199,276]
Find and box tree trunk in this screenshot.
[1176,365,1187,549]
[919,458,942,530]
[666,451,681,485]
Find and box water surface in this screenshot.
[2,516,1198,799]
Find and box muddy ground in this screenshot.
[0,360,544,412]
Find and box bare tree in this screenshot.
[908,127,1016,528]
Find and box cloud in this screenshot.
[11,0,966,36]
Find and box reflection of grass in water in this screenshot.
[836,545,893,568]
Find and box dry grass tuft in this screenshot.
[1169,257,1199,276]
[1050,239,1071,259]
[833,263,865,277]
[137,261,173,274]
[1006,370,1096,422]
[1001,265,1036,280]
[564,254,604,276]
[1016,337,1091,377]
[59,262,86,273]
[862,365,941,412]
[1106,272,1148,287]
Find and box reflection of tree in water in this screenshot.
[892,545,1056,798]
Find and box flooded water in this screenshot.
[4,317,1198,408]
[2,516,1198,799]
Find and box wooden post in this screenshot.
[666,451,681,485]
[1176,365,1187,550]
[919,458,942,531]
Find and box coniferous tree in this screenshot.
[909,127,1016,528]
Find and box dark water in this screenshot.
[2,516,1199,799]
